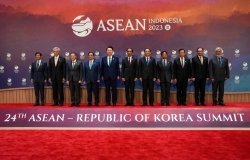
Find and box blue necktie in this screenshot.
[218,57,222,66]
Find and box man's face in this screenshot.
[197,48,203,56]
[70,53,77,61]
[126,49,133,57]
[179,50,185,57]
[88,53,94,60]
[215,49,222,56]
[144,49,151,57]
[107,48,113,56]
[54,50,59,57]
[161,52,168,59]
[35,54,41,61]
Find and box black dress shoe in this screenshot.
[218,103,225,106]
[212,103,217,106]
[166,103,170,106]
[161,103,165,106]
[41,103,45,106]
[70,104,75,107]
[149,103,154,106]
[195,103,200,106]
[201,103,206,106]
[33,103,39,106]
[113,103,116,106]
[95,103,99,106]
[59,104,64,106]
[88,103,92,106]
[75,104,80,107]
[52,103,58,106]
[182,103,187,106]
[142,103,147,106]
[105,103,111,106]
[125,104,129,106]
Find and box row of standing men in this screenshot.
[31,46,229,107]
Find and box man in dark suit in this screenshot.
[121,48,137,106]
[66,52,83,107]
[209,47,229,106]
[157,51,173,106]
[48,47,66,106]
[138,48,156,106]
[30,52,47,106]
[84,52,101,106]
[192,47,209,106]
[101,46,120,106]
[173,49,192,106]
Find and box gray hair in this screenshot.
[215,47,222,52]
[53,47,60,52]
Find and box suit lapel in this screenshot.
[51,58,55,67]
[178,58,182,67]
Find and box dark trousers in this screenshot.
[52,80,64,105]
[104,78,117,104]
[86,82,99,104]
[160,82,171,104]
[69,81,81,105]
[34,82,45,104]
[142,78,154,105]
[212,80,225,104]
[194,78,206,105]
[124,78,135,105]
[176,79,188,105]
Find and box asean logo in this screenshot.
[72,15,93,37]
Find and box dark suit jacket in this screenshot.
[67,60,83,82]
[84,60,101,83]
[121,57,137,80]
[192,56,209,79]
[48,56,66,81]
[209,56,230,81]
[30,61,47,83]
[156,59,173,83]
[138,56,156,80]
[101,56,120,80]
[173,57,192,80]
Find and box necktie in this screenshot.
[89,60,93,69]
[108,57,112,66]
[72,61,75,68]
[129,57,131,64]
[181,58,184,67]
[199,56,203,64]
[55,57,58,66]
[218,57,222,66]
[147,57,149,65]
[164,59,167,67]
[36,61,39,69]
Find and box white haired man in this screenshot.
[48,47,66,106]
[209,47,230,106]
